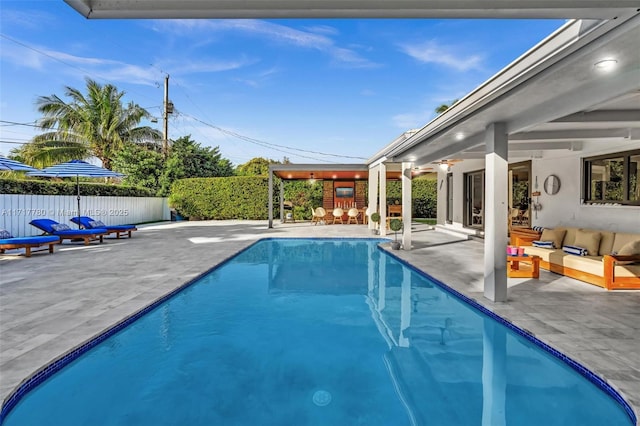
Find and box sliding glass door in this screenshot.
[464,171,484,229]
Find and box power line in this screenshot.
[0,120,42,128]
[178,111,368,162]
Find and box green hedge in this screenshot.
[170,176,271,220]
[386,177,437,218]
[169,175,437,220]
[0,178,154,197]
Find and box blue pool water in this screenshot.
[1,239,634,425]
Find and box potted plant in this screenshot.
[389,218,403,249]
[370,212,381,235]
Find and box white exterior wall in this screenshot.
[438,141,640,235]
[0,195,170,237]
[530,140,640,233]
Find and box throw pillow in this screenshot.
[89,220,106,228]
[540,228,566,249]
[563,245,588,256]
[615,240,640,265]
[617,239,640,256]
[532,240,554,248]
[574,230,601,256]
[0,229,14,239]
[51,223,71,232]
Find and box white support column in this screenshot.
[484,123,509,302]
[401,162,413,250]
[379,162,387,237]
[368,165,379,230]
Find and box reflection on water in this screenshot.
[368,246,631,426]
[3,239,632,426]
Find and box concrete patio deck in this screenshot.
[1,220,638,423]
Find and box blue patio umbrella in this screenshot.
[28,160,124,228]
[0,156,40,172]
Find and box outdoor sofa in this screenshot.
[523,227,640,290]
[0,229,60,257]
[29,219,108,246]
[70,216,137,239]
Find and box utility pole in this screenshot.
[163,75,173,157]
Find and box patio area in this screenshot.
[1,220,638,421]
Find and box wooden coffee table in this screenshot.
[507,254,540,278]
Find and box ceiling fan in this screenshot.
[433,159,463,171]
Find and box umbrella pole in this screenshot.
[76,174,81,229]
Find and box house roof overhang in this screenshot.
[64,1,639,19]
[374,14,640,167]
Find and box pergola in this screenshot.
[267,163,414,229]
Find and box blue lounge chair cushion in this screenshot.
[0,235,60,245]
[71,216,136,231]
[30,218,108,235]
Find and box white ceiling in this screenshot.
[64,0,640,19]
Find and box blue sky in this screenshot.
[0,1,564,165]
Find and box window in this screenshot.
[583,149,640,205]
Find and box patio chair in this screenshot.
[29,218,107,245]
[0,229,60,257]
[332,208,344,224]
[347,208,360,224]
[70,216,137,239]
[311,207,324,225]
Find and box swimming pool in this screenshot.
[0,239,634,425]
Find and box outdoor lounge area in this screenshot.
[1,220,639,422]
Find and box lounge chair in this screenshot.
[29,218,107,245]
[70,216,137,239]
[0,229,60,257]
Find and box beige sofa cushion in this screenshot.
[597,231,616,256]
[612,233,640,254]
[560,255,604,276]
[615,240,640,265]
[541,228,566,249]
[573,230,602,256]
[524,246,557,262]
[558,227,579,247]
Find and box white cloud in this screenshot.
[399,40,483,71]
[0,37,252,86]
[153,19,379,68]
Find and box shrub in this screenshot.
[169,176,271,219]
[0,177,154,197]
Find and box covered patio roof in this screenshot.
[64,0,639,19]
[372,15,640,166]
[270,163,434,181]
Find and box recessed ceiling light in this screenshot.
[594,58,618,71]
[455,132,465,141]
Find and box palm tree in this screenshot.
[435,99,459,114]
[23,78,161,168]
